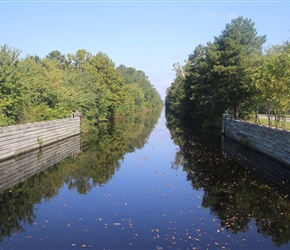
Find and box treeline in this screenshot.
[0,45,163,127]
[165,16,290,127]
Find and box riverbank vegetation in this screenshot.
[0,45,163,128]
[165,16,290,128]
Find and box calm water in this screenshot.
[1,108,290,249]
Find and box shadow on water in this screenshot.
[166,114,290,247]
[0,107,162,243]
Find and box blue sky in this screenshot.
[1,1,289,99]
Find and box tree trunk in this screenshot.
[255,110,261,124]
[234,103,239,120]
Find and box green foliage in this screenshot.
[0,45,163,127]
[165,16,274,127]
[37,137,43,146]
[117,64,163,110]
[165,63,188,119]
[253,42,290,121]
[0,44,21,124]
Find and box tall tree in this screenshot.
[211,17,266,119]
[165,63,187,118]
[46,50,66,63]
[46,50,67,68]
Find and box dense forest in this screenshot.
[165,16,290,128]
[0,45,163,128]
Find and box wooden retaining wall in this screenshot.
[224,118,290,166]
[0,134,81,192]
[0,117,80,161]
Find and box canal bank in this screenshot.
[0,115,81,161]
[222,113,290,166]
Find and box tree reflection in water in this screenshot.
[166,114,290,247]
[0,107,162,242]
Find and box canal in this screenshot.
[0,108,290,249]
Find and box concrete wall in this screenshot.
[225,118,290,166]
[0,134,81,192]
[0,117,80,161]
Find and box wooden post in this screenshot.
[73,110,82,125]
[221,110,228,135]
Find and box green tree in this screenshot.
[166,17,267,126]
[67,49,92,71]
[165,62,187,119]
[207,17,266,119]
[186,44,216,123]
[117,65,163,110]
[249,42,290,127]
[46,50,67,69]
[0,44,21,125]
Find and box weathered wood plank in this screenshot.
[225,118,290,166]
[0,117,80,161]
[0,119,80,144]
[0,118,79,134]
[0,125,80,146]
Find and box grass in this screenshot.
[247,115,290,131]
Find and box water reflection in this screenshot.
[224,136,290,200]
[0,108,162,243]
[61,108,162,193]
[0,134,81,192]
[166,114,290,247]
